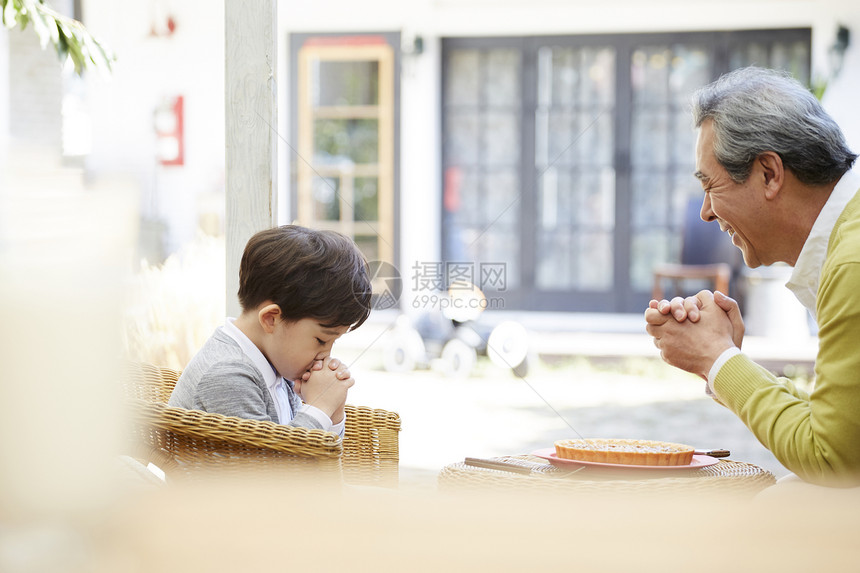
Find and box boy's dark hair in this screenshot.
[238,225,372,330]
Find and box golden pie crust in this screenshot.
[554,438,695,466]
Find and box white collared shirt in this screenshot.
[786,168,860,318]
[222,318,342,435]
[708,169,860,395]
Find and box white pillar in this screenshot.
[224,0,278,316]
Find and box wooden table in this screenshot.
[438,454,776,497]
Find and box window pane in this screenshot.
[542,109,574,164]
[538,168,569,230]
[771,41,811,84]
[579,170,615,227]
[484,168,519,225]
[534,43,616,293]
[632,47,670,105]
[444,111,480,165]
[671,109,697,166]
[730,40,809,85]
[632,109,669,167]
[446,50,481,106]
[483,111,520,164]
[312,176,340,221]
[631,172,670,227]
[354,235,379,262]
[787,41,811,85]
[672,172,701,227]
[579,231,613,289]
[537,229,575,289]
[579,112,614,166]
[538,46,576,106]
[730,42,768,68]
[535,229,613,290]
[449,167,481,227]
[354,177,378,222]
[484,49,521,106]
[480,229,520,290]
[631,229,675,292]
[443,45,522,286]
[314,119,378,164]
[315,60,378,106]
[668,46,710,105]
[580,47,616,105]
[542,109,614,166]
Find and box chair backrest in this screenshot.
[123,361,400,486]
[123,362,344,481]
[123,361,179,404]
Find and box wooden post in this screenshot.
[224,0,277,317]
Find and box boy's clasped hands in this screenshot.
[295,357,354,425]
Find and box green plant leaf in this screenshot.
[28,1,52,48]
[5,0,114,75]
[2,1,18,28]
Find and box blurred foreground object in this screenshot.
[0,174,136,517]
[1,0,114,75]
[63,478,860,571]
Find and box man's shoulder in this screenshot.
[827,191,860,266]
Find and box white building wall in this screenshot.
[5,18,64,154]
[819,1,860,153]
[81,0,225,260]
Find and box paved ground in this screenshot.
[340,347,794,490]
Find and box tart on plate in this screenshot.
[554,438,695,467]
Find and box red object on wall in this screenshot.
[444,166,462,213]
[154,95,184,166]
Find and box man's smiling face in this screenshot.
[694,119,774,269]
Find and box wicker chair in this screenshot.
[123,362,400,487]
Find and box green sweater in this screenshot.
[715,188,860,486]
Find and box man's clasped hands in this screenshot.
[644,290,746,381]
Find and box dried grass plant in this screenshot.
[123,232,225,371]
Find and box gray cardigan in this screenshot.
[168,328,325,430]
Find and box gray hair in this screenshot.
[692,66,857,185]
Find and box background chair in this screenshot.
[652,197,740,302]
[123,362,401,487]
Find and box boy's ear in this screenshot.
[258,303,282,333]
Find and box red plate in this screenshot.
[531,448,720,470]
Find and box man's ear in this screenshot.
[258,303,282,334]
[758,151,784,200]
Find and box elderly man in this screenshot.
[645,66,860,487]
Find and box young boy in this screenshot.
[168,225,372,437]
